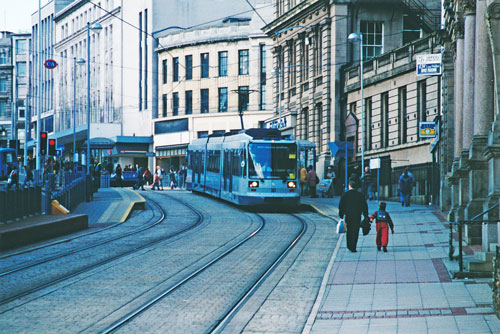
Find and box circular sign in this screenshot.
[44,59,58,69]
[241,161,245,168]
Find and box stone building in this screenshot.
[442,0,500,271]
[263,0,441,179]
[0,31,30,153]
[343,33,441,204]
[154,11,274,171]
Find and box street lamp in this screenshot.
[73,57,85,169]
[86,22,102,175]
[348,32,365,178]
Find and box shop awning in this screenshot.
[156,145,187,158]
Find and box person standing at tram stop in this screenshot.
[300,165,308,195]
[362,166,375,200]
[306,165,319,198]
[339,179,369,253]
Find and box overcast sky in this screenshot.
[1,0,40,33]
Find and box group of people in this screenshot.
[299,165,320,198]
[338,165,414,254]
[123,164,187,191]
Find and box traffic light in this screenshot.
[48,138,57,156]
[40,131,48,156]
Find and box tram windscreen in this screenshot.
[248,143,297,180]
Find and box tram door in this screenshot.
[223,150,233,192]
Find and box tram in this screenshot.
[186,128,315,206]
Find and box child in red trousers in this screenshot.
[370,202,394,252]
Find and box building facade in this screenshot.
[263,0,441,179]
[0,31,30,155]
[154,12,274,171]
[343,33,441,204]
[442,0,500,265]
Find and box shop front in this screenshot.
[155,145,187,172]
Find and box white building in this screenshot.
[154,10,274,171]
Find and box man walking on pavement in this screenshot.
[339,179,369,252]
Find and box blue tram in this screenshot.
[186,128,315,206]
[0,148,17,180]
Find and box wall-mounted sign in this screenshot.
[44,59,58,69]
[416,54,441,76]
[266,117,287,130]
[419,121,437,138]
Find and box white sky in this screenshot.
[1,0,40,33]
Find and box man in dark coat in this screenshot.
[339,180,369,252]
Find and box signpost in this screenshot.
[328,141,354,193]
[370,157,381,201]
[416,54,442,76]
[44,59,58,69]
[419,121,437,138]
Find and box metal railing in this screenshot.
[494,245,500,318]
[0,186,42,223]
[51,173,95,211]
[449,204,500,274]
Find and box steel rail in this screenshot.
[0,195,203,307]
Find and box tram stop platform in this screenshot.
[0,188,145,251]
[300,196,500,334]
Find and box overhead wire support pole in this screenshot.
[87,23,91,175]
[36,0,41,171]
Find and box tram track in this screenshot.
[0,195,205,307]
[95,209,307,334]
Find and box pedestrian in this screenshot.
[370,201,395,252]
[169,169,176,189]
[115,164,122,186]
[151,166,161,190]
[399,167,414,206]
[135,165,145,190]
[143,167,152,186]
[23,165,34,187]
[349,163,362,190]
[180,166,187,188]
[160,168,165,190]
[362,166,375,200]
[306,165,318,198]
[7,165,19,190]
[338,179,369,253]
[300,166,308,195]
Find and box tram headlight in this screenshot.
[249,181,259,188]
[287,181,296,188]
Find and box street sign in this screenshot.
[57,144,65,152]
[416,54,441,76]
[44,59,58,69]
[419,121,437,138]
[145,152,155,157]
[370,157,381,169]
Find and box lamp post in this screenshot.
[86,22,102,175]
[348,32,365,178]
[73,57,85,169]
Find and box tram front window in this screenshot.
[248,143,297,180]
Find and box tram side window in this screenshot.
[232,151,240,176]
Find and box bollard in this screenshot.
[0,190,6,222]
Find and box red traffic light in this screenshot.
[49,139,55,145]
[41,133,47,138]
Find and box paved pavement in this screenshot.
[73,187,144,225]
[300,196,500,334]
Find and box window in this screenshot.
[218,51,228,77]
[0,79,6,92]
[162,94,167,117]
[0,101,6,117]
[218,87,228,112]
[201,89,209,113]
[198,131,208,138]
[259,44,266,110]
[238,49,249,75]
[162,59,167,84]
[288,41,296,86]
[238,86,249,112]
[381,92,389,148]
[173,57,179,82]
[185,90,192,114]
[399,87,407,144]
[172,92,179,116]
[360,21,383,59]
[16,40,27,55]
[417,80,427,124]
[201,53,209,78]
[403,15,422,45]
[0,52,6,65]
[366,97,372,150]
[316,103,322,152]
[16,62,27,76]
[185,55,192,80]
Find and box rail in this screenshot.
[449,204,500,275]
[51,173,93,211]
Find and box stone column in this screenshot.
[485,0,500,245]
[465,0,496,251]
[449,34,464,222]
[461,9,477,243]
